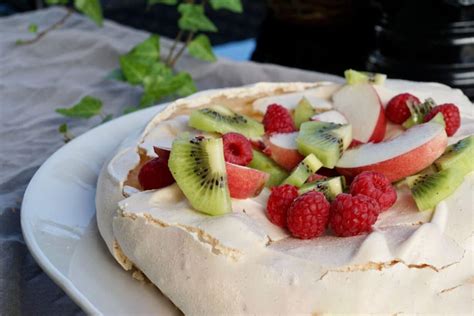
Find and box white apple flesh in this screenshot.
[336,121,448,182]
[311,110,348,125]
[332,83,387,143]
[262,132,303,171]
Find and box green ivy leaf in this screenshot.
[209,0,243,13]
[127,35,160,62]
[119,55,153,85]
[58,123,68,133]
[141,72,195,106]
[28,23,38,33]
[175,73,197,97]
[74,0,103,26]
[105,68,126,81]
[46,0,70,4]
[187,34,216,62]
[178,4,217,32]
[56,96,103,118]
[148,0,177,5]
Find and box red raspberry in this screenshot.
[350,171,397,212]
[266,184,299,228]
[424,103,461,137]
[287,191,330,239]
[262,104,296,134]
[329,193,379,237]
[222,132,253,166]
[385,93,421,124]
[138,155,175,190]
[349,139,364,149]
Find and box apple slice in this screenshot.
[332,83,387,143]
[336,121,448,182]
[226,163,269,199]
[262,132,303,171]
[311,110,348,125]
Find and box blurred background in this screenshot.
[1,0,473,97]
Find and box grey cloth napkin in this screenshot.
[0,7,341,315]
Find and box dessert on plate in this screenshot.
[96,70,474,314]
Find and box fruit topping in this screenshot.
[435,135,474,175]
[306,173,328,183]
[168,135,231,215]
[344,69,387,85]
[424,103,461,137]
[138,154,175,190]
[293,97,315,128]
[385,93,421,124]
[266,184,299,228]
[298,176,345,201]
[349,171,397,212]
[248,149,289,187]
[296,121,352,168]
[406,167,465,212]
[336,120,448,182]
[226,163,269,199]
[311,110,348,125]
[287,191,330,239]
[329,193,380,237]
[263,103,296,134]
[333,83,386,143]
[189,105,264,138]
[283,154,323,187]
[222,132,253,166]
[262,132,303,170]
[402,98,435,129]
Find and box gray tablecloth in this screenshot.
[0,7,341,315]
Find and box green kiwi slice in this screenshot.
[283,154,323,187]
[435,135,474,176]
[298,176,345,201]
[189,105,264,138]
[168,135,231,215]
[344,69,386,85]
[248,150,288,187]
[406,168,465,211]
[402,98,436,129]
[296,121,352,168]
[293,97,315,128]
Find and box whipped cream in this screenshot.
[96,81,474,314]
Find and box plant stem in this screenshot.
[165,30,184,66]
[19,8,73,45]
[169,31,195,67]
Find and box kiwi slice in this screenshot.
[189,105,264,138]
[296,121,352,168]
[168,135,231,215]
[406,168,464,211]
[298,176,345,201]
[248,150,288,187]
[344,69,386,85]
[435,135,474,176]
[402,98,436,129]
[293,97,315,128]
[283,154,323,187]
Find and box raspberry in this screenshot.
[329,193,379,237]
[222,132,253,166]
[138,155,175,190]
[266,184,299,228]
[350,171,397,212]
[349,139,364,149]
[262,104,296,134]
[287,191,330,239]
[424,103,461,137]
[385,93,421,124]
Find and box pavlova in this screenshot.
[96,70,474,314]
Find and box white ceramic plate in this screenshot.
[21,104,181,315]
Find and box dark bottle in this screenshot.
[367,0,474,98]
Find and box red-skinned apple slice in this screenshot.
[226,163,269,199]
[311,110,348,125]
[262,132,303,171]
[332,83,387,143]
[336,121,448,182]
